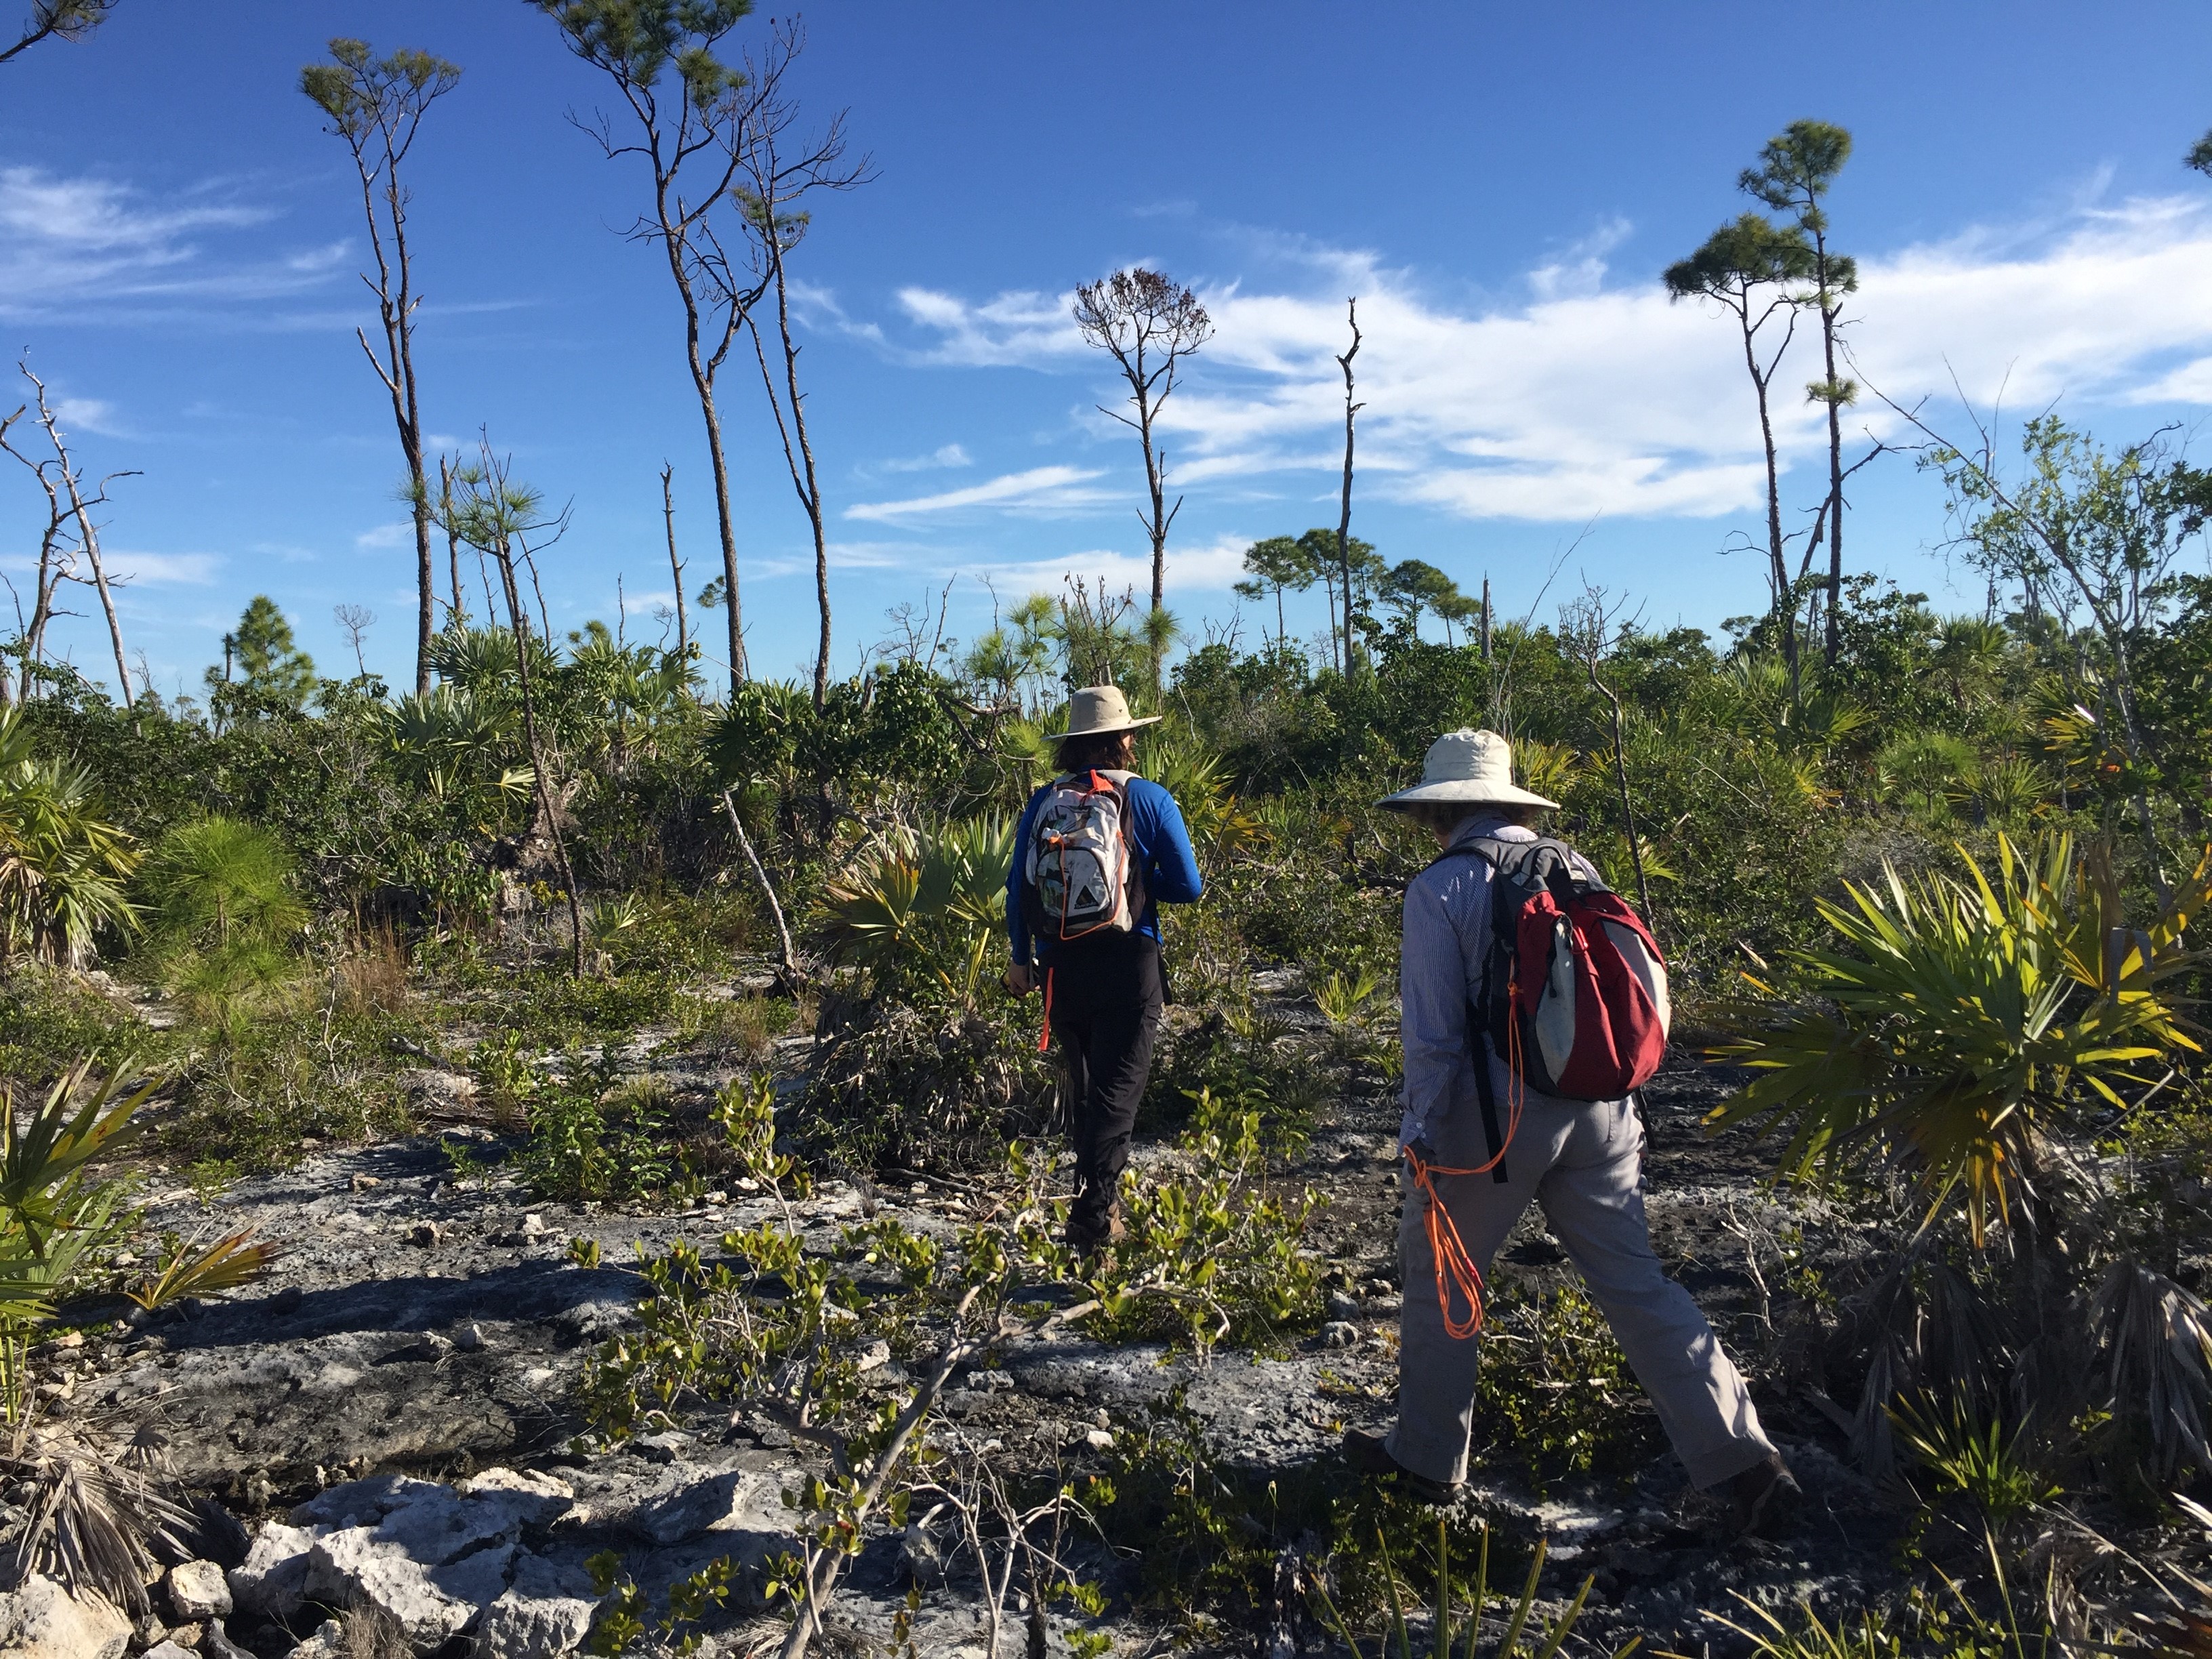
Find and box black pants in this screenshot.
[1044,933,1164,1240]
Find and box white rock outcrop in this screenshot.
[228,1520,317,1618]
[0,1574,133,1659]
[470,1553,598,1659]
[166,1557,234,1620]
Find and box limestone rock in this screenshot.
[143,1643,196,1659]
[458,1467,574,1530]
[632,1468,786,1548]
[0,1574,132,1658]
[283,1618,347,1658]
[166,1559,232,1621]
[470,1554,596,1659]
[292,1473,445,1530]
[228,1521,317,1619]
[304,1521,515,1648]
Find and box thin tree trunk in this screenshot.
[1481,575,1492,662]
[1820,287,1845,668]
[496,553,584,978]
[1335,299,1363,675]
[657,194,747,692]
[719,787,799,988]
[661,463,687,660]
[1738,309,1798,699]
[440,455,463,628]
[755,222,834,709]
[352,150,436,697]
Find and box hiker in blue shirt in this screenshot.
[1004,685,1204,1252]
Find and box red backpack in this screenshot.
[1441,834,1670,1110]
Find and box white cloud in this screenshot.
[846,464,1113,523]
[50,396,123,436]
[0,165,340,321]
[893,287,1083,367]
[879,443,973,473]
[354,522,412,550]
[961,532,1252,597]
[103,550,218,586]
[889,194,2212,525]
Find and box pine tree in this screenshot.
[212,596,318,710]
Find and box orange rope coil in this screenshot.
[1406,995,1525,1338]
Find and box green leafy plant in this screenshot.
[1309,1517,1636,1659]
[1071,1087,1324,1354]
[1710,832,2210,1244]
[124,1227,276,1311]
[134,814,308,1029]
[1890,1397,2061,1533]
[1473,1282,1656,1486]
[0,706,138,967]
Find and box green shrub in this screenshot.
[1076,1088,1324,1354]
[1473,1282,1658,1487]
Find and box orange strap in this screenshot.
[1037,965,1054,1052]
[1406,996,1528,1339]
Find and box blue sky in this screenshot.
[4,1,2211,699]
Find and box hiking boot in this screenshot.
[1725,1450,1801,1536]
[1342,1427,1458,1506]
[1064,1204,1126,1257]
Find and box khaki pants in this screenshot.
[1387,1092,1775,1489]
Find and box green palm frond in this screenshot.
[1708,833,2210,1244]
[126,1227,276,1312]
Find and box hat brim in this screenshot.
[1045,714,1164,739]
[1376,780,1559,811]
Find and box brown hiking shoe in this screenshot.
[1725,1451,1801,1536]
[1343,1428,1458,1506]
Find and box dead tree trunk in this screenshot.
[1334,298,1364,675]
[661,463,687,660]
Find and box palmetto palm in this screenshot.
[819,816,1015,1000]
[0,708,138,967]
[1710,832,2209,1244]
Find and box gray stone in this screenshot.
[283,1618,347,1658]
[0,1574,133,1658]
[457,1467,574,1530]
[144,1643,196,1659]
[303,1521,516,1649]
[632,1468,787,1548]
[1322,1320,1360,1349]
[291,1473,444,1529]
[899,1523,946,1589]
[228,1521,317,1619]
[166,1559,232,1620]
[470,1555,596,1658]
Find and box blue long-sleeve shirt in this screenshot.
[1006,775,1204,966]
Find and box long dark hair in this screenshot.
[1054,729,1136,775]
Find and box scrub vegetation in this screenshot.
[6,5,2212,1648]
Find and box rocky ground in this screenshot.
[33,1027,1905,1658]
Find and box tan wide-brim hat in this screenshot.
[1377,728,1559,811]
[1048,684,1162,739]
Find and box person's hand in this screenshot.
[1003,962,1039,996]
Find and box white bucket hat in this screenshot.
[1377,728,1559,811]
[1048,684,1162,739]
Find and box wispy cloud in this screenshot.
[846,464,1113,523]
[354,522,412,550]
[878,443,973,473]
[961,531,1252,597]
[50,396,124,436]
[104,550,219,586]
[0,165,340,323]
[886,194,2212,524]
[892,287,1083,367]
